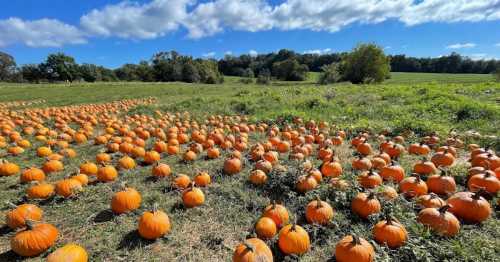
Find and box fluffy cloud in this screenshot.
[249,50,258,57]
[80,0,192,39]
[446,43,476,49]
[303,48,332,55]
[0,18,86,47]
[3,0,500,47]
[202,51,216,57]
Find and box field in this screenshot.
[0,72,499,261]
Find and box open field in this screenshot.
[0,72,499,261]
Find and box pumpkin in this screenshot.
[47,243,88,262]
[330,178,350,191]
[37,146,53,157]
[352,156,372,171]
[118,156,136,170]
[255,160,272,174]
[55,179,83,198]
[11,221,59,257]
[467,172,499,194]
[249,170,268,185]
[262,202,289,228]
[97,165,118,182]
[71,173,89,186]
[372,215,407,248]
[358,170,382,189]
[233,238,273,262]
[335,234,374,262]
[320,159,343,178]
[42,159,64,174]
[27,182,55,199]
[144,151,161,164]
[351,192,381,219]
[399,175,428,198]
[138,204,171,240]
[413,158,437,176]
[447,191,491,223]
[183,150,197,162]
[255,217,277,240]
[380,162,405,183]
[0,160,20,176]
[111,186,142,214]
[173,174,191,189]
[416,193,445,208]
[152,163,171,178]
[426,170,456,195]
[6,203,43,229]
[20,167,46,183]
[79,162,98,176]
[431,150,455,167]
[417,205,460,236]
[194,171,211,187]
[278,223,310,255]
[182,183,205,208]
[378,185,398,200]
[207,147,220,159]
[296,174,318,193]
[305,196,334,225]
[356,142,372,156]
[224,157,242,175]
[95,152,111,164]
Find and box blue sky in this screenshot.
[1,0,500,68]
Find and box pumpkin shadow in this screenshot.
[94,209,115,223]
[0,250,24,261]
[117,230,154,250]
[144,176,158,183]
[0,225,12,236]
[38,196,57,206]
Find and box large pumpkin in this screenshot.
[335,234,374,262]
[278,224,310,255]
[11,221,59,257]
[233,238,273,262]
[47,243,88,262]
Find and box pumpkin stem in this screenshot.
[315,195,323,208]
[5,201,17,209]
[243,242,255,253]
[429,193,437,199]
[25,219,35,230]
[472,188,486,200]
[152,203,159,213]
[367,191,376,200]
[351,234,361,245]
[438,205,451,213]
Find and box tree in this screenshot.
[272,59,309,81]
[0,51,16,81]
[256,68,271,85]
[342,44,391,84]
[21,64,43,83]
[182,61,200,83]
[115,64,140,81]
[318,63,342,85]
[135,61,155,82]
[240,68,254,84]
[196,59,224,84]
[40,53,80,82]
[495,69,500,82]
[79,64,101,82]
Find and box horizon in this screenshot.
[1,1,500,68]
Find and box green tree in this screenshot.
[40,53,80,82]
[240,68,254,84]
[272,59,309,81]
[0,51,16,81]
[257,68,271,85]
[318,63,342,85]
[79,63,101,82]
[495,68,500,82]
[136,61,155,82]
[182,61,200,83]
[21,64,43,83]
[342,43,391,84]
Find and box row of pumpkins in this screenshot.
[0,99,499,261]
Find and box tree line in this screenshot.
[0,45,499,84]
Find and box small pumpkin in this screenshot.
[416,193,445,208]
[173,174,191,189]
[278,223,310,255]
[152,163,171,178]
[255,217,277,240]
[6,203,43,229]
[447,191,491,223]
[399,174,428,198]
[20,167,46,183]
[335,234,374,262]
[27,182,55,200]
[138,204,171,240]
[305,196,334,225]
[249,170,268,185]
[55,179,83,198]
[194,171,211,187]
[111,186,142,214]
[262,202,289,228]
[47,243,88,262]
[182,183,205,208]
[224,157,242,175]
[417,205,460,236]
[426,170,456,195]
[351,192,381,219]
[358,170,382,189]
[372,214,408,248]
[232,238,273,262]
[97,165,118,182]
[79,161,98,176]
[11,221,59,257]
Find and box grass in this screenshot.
[0,72,499,261]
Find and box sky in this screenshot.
[1,0,500,68]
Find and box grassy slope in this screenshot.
[0,72,499,262]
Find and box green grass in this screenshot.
[0,72,499,261]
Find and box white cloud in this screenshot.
[0,18,86,47]
[303,48,332,55]
[446,43,476,49]
[249,50,258,57]
[495,43,500,47]
[467,53,497,61]
[224,51,233,55]
[80,0,192,39]
[202,51,216,57]
[2,0,500,47]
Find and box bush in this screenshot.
[239,68,254,84]
[257,69,271,85]
[318,63,342,85]
[342,43,391,84]
[495,69,500,82]
[272,59,309,81]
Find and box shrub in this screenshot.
[257,69,271,85]
[272,59,309,81]
[239,68,254,84]
[318,63,342,85]
[342,44,391,84]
